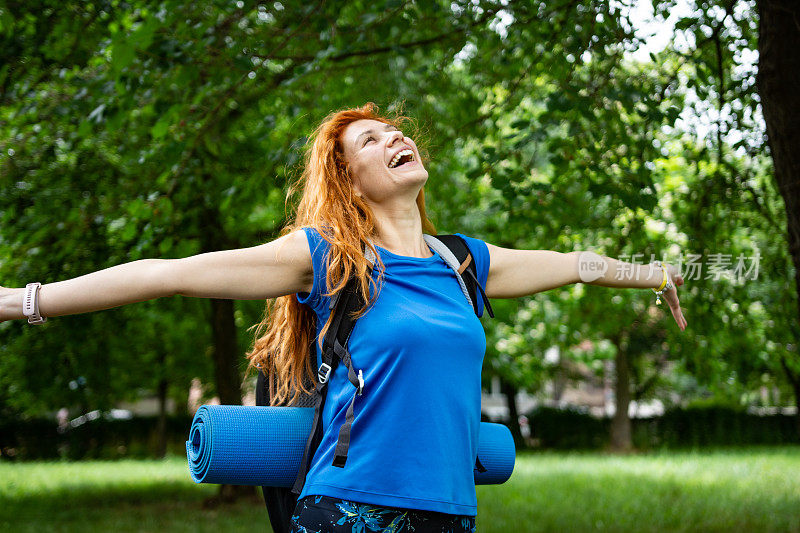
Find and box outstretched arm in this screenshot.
[0,230,313,321]
[485,244,687,330]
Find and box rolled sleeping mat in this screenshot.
[471,421,516,485]
[186,405,515,487]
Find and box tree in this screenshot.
[2,0,798,465]
[755,0,800,432]
[0,0,506,413]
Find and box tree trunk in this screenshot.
[757,3,800,437]
[552,357,566,403]
[610,344,633,452]
[199,202,245,501]
[208,298,243,405]
[793,380,800,442]
[199,203,243,406]
[500,378,525,448]
[757,0,800,270]
[780,354,800,441]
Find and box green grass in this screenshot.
[476,447,800,532]
[0,457,267,533]
[2,447,799,532]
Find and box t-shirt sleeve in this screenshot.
[296,227,331,315]
[455,233,491,318]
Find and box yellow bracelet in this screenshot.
[651,261,670,305]
[653,261,668,292]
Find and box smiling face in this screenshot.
[340,119,429,205]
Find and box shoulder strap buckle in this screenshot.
[318,363,332,384]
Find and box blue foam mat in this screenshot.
[186,405,515,487]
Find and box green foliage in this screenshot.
[525,404,798,450]
[0,413,194,460]
[528,405,610,449]
[0,0,509,414]
[0,0,797,433]
[648,405,798,448]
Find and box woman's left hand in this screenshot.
[661,263,687,331]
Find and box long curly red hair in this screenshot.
[245,103,436,405]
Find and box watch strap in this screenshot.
[23,282,47,324]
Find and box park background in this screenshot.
[1,0,799,531]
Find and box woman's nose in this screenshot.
[386,130,404,146]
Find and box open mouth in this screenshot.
[388,149,416,169]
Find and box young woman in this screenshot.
[0,103,686,532]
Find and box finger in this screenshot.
[670,305,681,325]
[676,304,687,330]
[670,306,685,331]
[665,292,686,331]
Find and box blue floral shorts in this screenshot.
[290,494,477,533]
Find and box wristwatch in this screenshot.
[23,282,47,324]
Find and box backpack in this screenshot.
[255,234,494,533]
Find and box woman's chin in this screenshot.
[401,170,428,189]
[392,163,427,179]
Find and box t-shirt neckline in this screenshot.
[375,244,439,262]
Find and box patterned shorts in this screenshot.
[289,494,477,533]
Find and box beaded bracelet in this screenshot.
[651,261,673,305]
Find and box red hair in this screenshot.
[245,103,436,405]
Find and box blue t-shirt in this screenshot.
[296,227,490,516]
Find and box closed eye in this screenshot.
[358,125,400,148]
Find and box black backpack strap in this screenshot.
[425,234,495,319]
[323,278,367,469]
[290,268,370,494]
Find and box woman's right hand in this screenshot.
[0,286,24,323]
[660,262,687,331]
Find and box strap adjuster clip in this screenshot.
[318,363,332,384]
[356,369,364,395]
